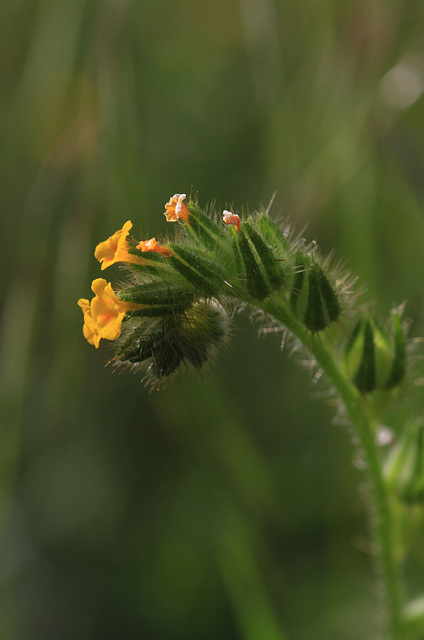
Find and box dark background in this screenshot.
[1,1,424,638]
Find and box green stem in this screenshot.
[314,335,402,638]
[263,296,403,638]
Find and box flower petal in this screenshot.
[164,194,189,223]
[94,220,133,269]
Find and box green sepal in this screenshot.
[116,321,184,376]
[118,280,194,306]
[128,304,191,318]
[290,250,306,313]
[353,320,376,393]
[303,263,327,332]
[168,245,224,296]
[115,321,168,367]
[168,255,217,298]
[231,232,244,279]
[384,310,406,389]
[178,303,227,369]
[256,214,292,253]
[302,262,341,331]
[237,229,270,301]
[242,221,285,291]
[344,313,407,395]
[114,301,228,382]
[125,262,164,276]
[186,201,227,249]
[170,244,225,282]
[344,320,362,359]
[316,266,341,323]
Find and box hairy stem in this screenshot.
[263,295,403,638]
[314,335,402,638]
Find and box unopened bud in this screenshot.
[113,300,229,385]
[236,230,271,301]
[303,263,341,332]
[242,221,285,291]
[344,309,407,394]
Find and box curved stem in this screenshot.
[313,335,402,638]
[263,296,403,638]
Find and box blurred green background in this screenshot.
[1,1,424,638]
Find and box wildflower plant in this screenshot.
[78,192,424,639]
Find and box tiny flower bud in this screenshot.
[223,210,241,233]
[136,237,172,258]
[164,194,189,223]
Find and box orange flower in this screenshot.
[90,278,137,341]
[77,298,101,348]
[136,237,172,258]
[223,210,241,233]
[94,220,134,270]
[78,279,139,347]
[164,194,189,223]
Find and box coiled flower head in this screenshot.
[77,192,411,394]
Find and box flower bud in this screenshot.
[256,213,293,254]
[168,246,222,298]
[118,280,195,316]
[112,300,229,385]
[184,200,227,249]
[344,309,407,394]
[236,229,271,301]
[384,308,406,390]
[303,263,341,332]
[242,221,285,291]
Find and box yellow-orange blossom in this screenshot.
[79,194,185,348]
[78,278,139,348]
[94,220,136,269]
[164,194,189,223]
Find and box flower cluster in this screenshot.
[78,216,172,349]
[76,190,424,639]
[77,192,409,392]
